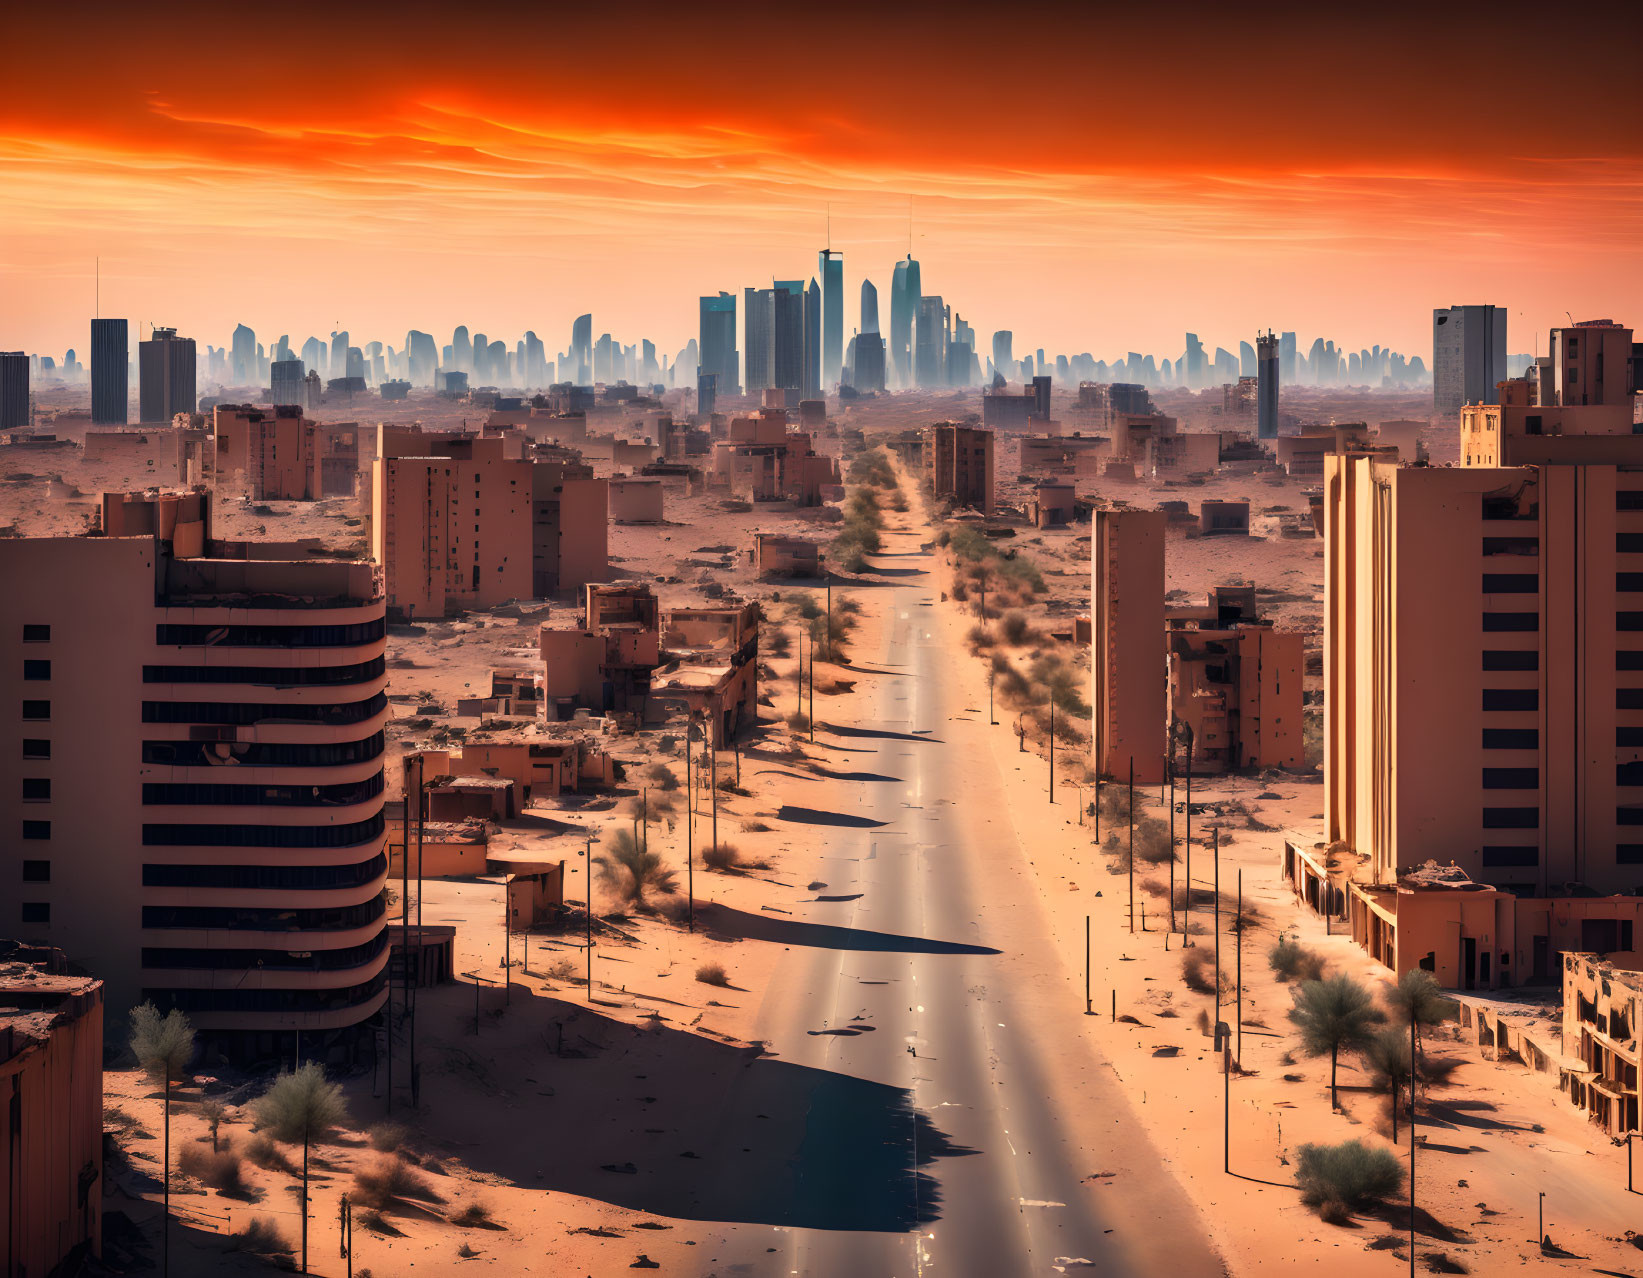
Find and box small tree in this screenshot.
[130,1002,194,1277]
[1387,968,1447,1056]
[1287,975,1385,1109]
[1363,1027,1414,1142]
[199,1098,226,1153]
[594,828,678,912]
[253,1063,349,1274]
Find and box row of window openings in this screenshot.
[1484,689,1643,712]
[1486,728,1643,749]
[1473,576,1643,595]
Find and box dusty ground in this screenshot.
[19,384,1643,1274]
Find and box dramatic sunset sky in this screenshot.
[4,1,1640,364]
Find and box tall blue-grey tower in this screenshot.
[819,249,843,391]
[91,317,128,424]
[890,255,921,389]
[1257,330,1279,438]
[698,292,739,397]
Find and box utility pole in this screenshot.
[412,751,423,1106]
[1236,867,1243,1063]
[1085,915,1092,1014]
[686,724,695,932]
[1183,727,1194,945]
[1127,757,1135,932]
[1411,1002,1418,1276]
[585,833,594,1001]
[1214,826,1222,1039]
[1048,698,1055,802]
[711,717,719,850]
[1168,757,1177,934]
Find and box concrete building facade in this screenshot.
[926,422,995,514]
[0,958,104,1278]
[371,431,608,618]
[1092,509,1166,783]
[1,493,389,1054]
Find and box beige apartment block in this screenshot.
[370,431,608,618]
[1324,321,1643,988]
[0,492,389,1057]
[926,422,995,514]
[1091,508,1166,783]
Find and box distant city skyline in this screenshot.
[3,5,1638,362]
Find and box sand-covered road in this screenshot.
[697,518,1225,1278]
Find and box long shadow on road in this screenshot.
[823,723,944,744]
[407,982,975,1232]
[777,804,888,828]
[698,902,1000,955]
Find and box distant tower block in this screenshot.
[1257,330,1279,439]
[1092,509,1167,783]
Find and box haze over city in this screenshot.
[4,3,1643,1278]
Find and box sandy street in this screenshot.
[690,508,1223,1278]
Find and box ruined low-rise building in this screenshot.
[1562,953,1641,1135]
[926,422,995,514]
[751,532,822,577]
[0,955,103,1278]
[1167,585,1303,772]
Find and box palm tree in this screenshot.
[130,1002,194,1277]
[594,828,679,912]
[252,1062,350,1274]
[1287,974,1385,1110]
[1364,1027,1414,1142]
[1386,968,1447,1057]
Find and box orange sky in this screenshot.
[4,1,1641,364]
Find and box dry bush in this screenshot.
[1000,611,1031,644]
[786,711,811,731]
[1269,936,1327,983]
[232,1217,290,1256]
[966,624,996,649]
[1181,947,1229,996]
[351,1153,440,1212]
[545,957,578,982]
[452,1200,496,1228]
[701,843,744,872]
[368,1122,408,1153]
[1295,1140,1404,1219]
[178,1142,247,1195]
[739,819,772,833]
[250,1062,348,1143]
[643,762,680,792]
[245,1133,296,1175]
[695,962,730,987]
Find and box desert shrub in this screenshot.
[765,629,792,657]
[1001,611,1030,644]
[244,1134,296,1175]
[887,489,909,512]
[232,1217,290,1256]
[1294,1140,1404,1216]
[250,1062,348,1143]
[178,1142,246,1194]
[368,1122,408,1153]
[1181,947,1229,996]
[967,624,995,649]
[1269,936,1327,983]
[846,449,896,488]
[701,843,742,872]
[594,829,678,911]
[458,1242,480,1258]
[129,1002,195,1078]
[696,962,730,987]
[452,1200,494,1227]
[1030,654,1091,717]
[352,1153,438,1211]
[786,711,810,731]
[198,1098,227,1152]
[545,957,578,982]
